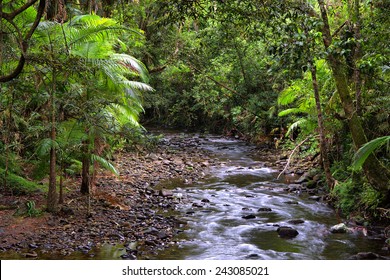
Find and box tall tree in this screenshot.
[316,0,390,196]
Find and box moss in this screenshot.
[0,168,45,194]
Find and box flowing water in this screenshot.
[154,133,387,260]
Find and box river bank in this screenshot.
[0,131,388,260]
[0,133,219,259]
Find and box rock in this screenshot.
[157,231,169,239]
[121,253,137,260]
[351,252,387,260]
[192,203,203,208]
[25,251,38,258]
[258,207,272,212]
[330,223,352,234]
[283,201,299,205]
[308,195,321,201]
[242,214,256,219]
[246,254,260,259]
[159,189,173,197]
[277,226,299,238]
[201,198,210,203]
[288,219,305,225]
[295,173,310,183]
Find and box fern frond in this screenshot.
[36,138,59,157]
[91,154,119,176]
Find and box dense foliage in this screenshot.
[1,0,389,218]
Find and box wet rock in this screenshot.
[277,226,299,238]
[330,223,352,234]
[25,251,38,258]
[258,207,272,212]
[29,243,39,249]
[288,219,305,225]
[201,198,210,203]
[242,214,256,219]
[350,252,387,260]
[308,195,321,201]
[121,253,137,260]
[159,189,173,197]
[283,201,299,205]
[246,253,260,259]
[287,184,301,192]
[192,203,203,208]
[295,173,310,183]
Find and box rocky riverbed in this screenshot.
[0,132,388,260]
[0,134,219,259]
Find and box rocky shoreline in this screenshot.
[0,134,218,259]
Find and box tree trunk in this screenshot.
[47,72,57,213]
[309,59,335,190]
[80,140,90,195]
[317,0,390,194]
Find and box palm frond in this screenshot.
[352,136,390,171]
[36,138,59,157]
[278,107,305,117]
[286,119,307,137]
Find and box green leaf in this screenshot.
[36,138,59,157]
[352,136,390,171]
[91,154,119,176]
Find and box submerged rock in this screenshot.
[288,219,305,225]
[258,207,272,212]
[277,226,299,238]
[242,214,256,219]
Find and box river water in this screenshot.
[154,132,386,260]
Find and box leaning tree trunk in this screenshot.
[317,0,390,195]
[308,58,335,190]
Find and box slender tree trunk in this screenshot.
[47,71,57,212]
[80,139,90,195]
[317,0,390,194]
[309,59,335,189]
[58,161,64,204]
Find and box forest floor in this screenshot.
[0,134,226,259]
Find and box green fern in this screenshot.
[91,154,119,176]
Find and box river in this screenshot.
[152,132,387,260]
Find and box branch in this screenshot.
[189,64,239,95]
[1,0,39,20]
[0,0,45,83]
[332,20,349,38]
[277,136,311,180]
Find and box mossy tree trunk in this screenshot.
[308,58,335,190]
[317,0,390,196]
